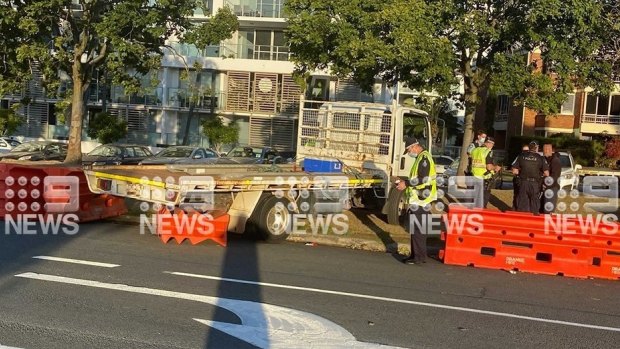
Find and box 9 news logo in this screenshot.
[4,176,80,235]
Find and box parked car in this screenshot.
[0,137,21,153]
[433,155,455,175]
[225,146,285,164]
[83,144,154,166]
[537,151,581,190]
[139,146,221,165]
[0,141,67,161]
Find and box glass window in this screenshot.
[89,146,121,157]
[498,95,509,115]
[156,147,193,158]
[585,94,597,114]
[12,142,45,152]
[610,95,620,116]
[273,31,285,46]
[133,147,149,157]
[205,149,218,158]
[560,94,575,114]
[124,147,135,157]
[597,95,609,115]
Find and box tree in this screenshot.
[285,0,611,175]
[86,112,127,144]
[201,116,239,152]
[604,137,620,165]
[0,108,23,136]
[0,2,238,164]
[175,9,238,145]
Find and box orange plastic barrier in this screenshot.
[0,163,127,222]
[440,206,620,280]
[156,207,228,246]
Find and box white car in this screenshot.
[0,137,21,154]
[538,151,581,190]
[433,155,455,175]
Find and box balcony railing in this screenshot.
[167,42,291,61]
[582,114,620,125]
[495,113,508,122]
[208,43,290,61]
[166,88,225,110]
[224,0,285,19]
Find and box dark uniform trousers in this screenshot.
[512,176,521,210]
[407,206,428,263]
[517,178,541,214]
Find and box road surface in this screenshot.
[0,222,619,348]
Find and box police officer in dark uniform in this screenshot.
[512,141,549,214]
[511,144,529,210]
[541,143,562,214]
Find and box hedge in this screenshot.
[507,135,604,167]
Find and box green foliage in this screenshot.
[0,1,238,163]
[0,109,23,136]
[285,0,612,174]
[87,112,127,144]
[201,116,239,152]
[507,134,604,167]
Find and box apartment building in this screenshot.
[491,51,620,149]
[1,0,445,151]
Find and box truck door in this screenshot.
[394,110,432,178]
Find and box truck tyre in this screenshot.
[255,195,292,242]
[386,188,406,225]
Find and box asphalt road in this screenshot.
[0,221,619,349]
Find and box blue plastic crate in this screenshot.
[304,158,342,173]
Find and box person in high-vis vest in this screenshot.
[470,137,501,208]
[395,136,437,265]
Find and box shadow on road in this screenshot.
[204,233,267,349]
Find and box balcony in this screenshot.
[166,88,225,110]
[581,114,620,135]
[495,113,508,122]
[224,0,285,19]
[167,42,291,61]
[208,43,291,61]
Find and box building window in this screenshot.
[496,95,509,121]
[585,93,620,116]
[498,95,509,115]
[560,93,575,115]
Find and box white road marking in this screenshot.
[165,271,620,333]
[0,345,24,349]
[14,272,403,349]
[32,256,120,268]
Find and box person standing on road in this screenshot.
[466,130,487,175]
[541,143,562,214]
[470,137,501,208]
[512,144,529,210]
[512,141,549,214]
[396,136,437,265]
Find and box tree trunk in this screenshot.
[456,81,478,176]
[456,108,475,176]
[64,68,86,165]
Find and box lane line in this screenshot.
[164,271,620,333]
[32,256,120,268]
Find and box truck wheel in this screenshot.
[255,195,292,242]
[386,188,406,225]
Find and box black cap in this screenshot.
[404,136,419,148]
[403,136,419,154]
[485,136,495,144]
[529,140,539,146]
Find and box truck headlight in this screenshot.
[18,155,31,160]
